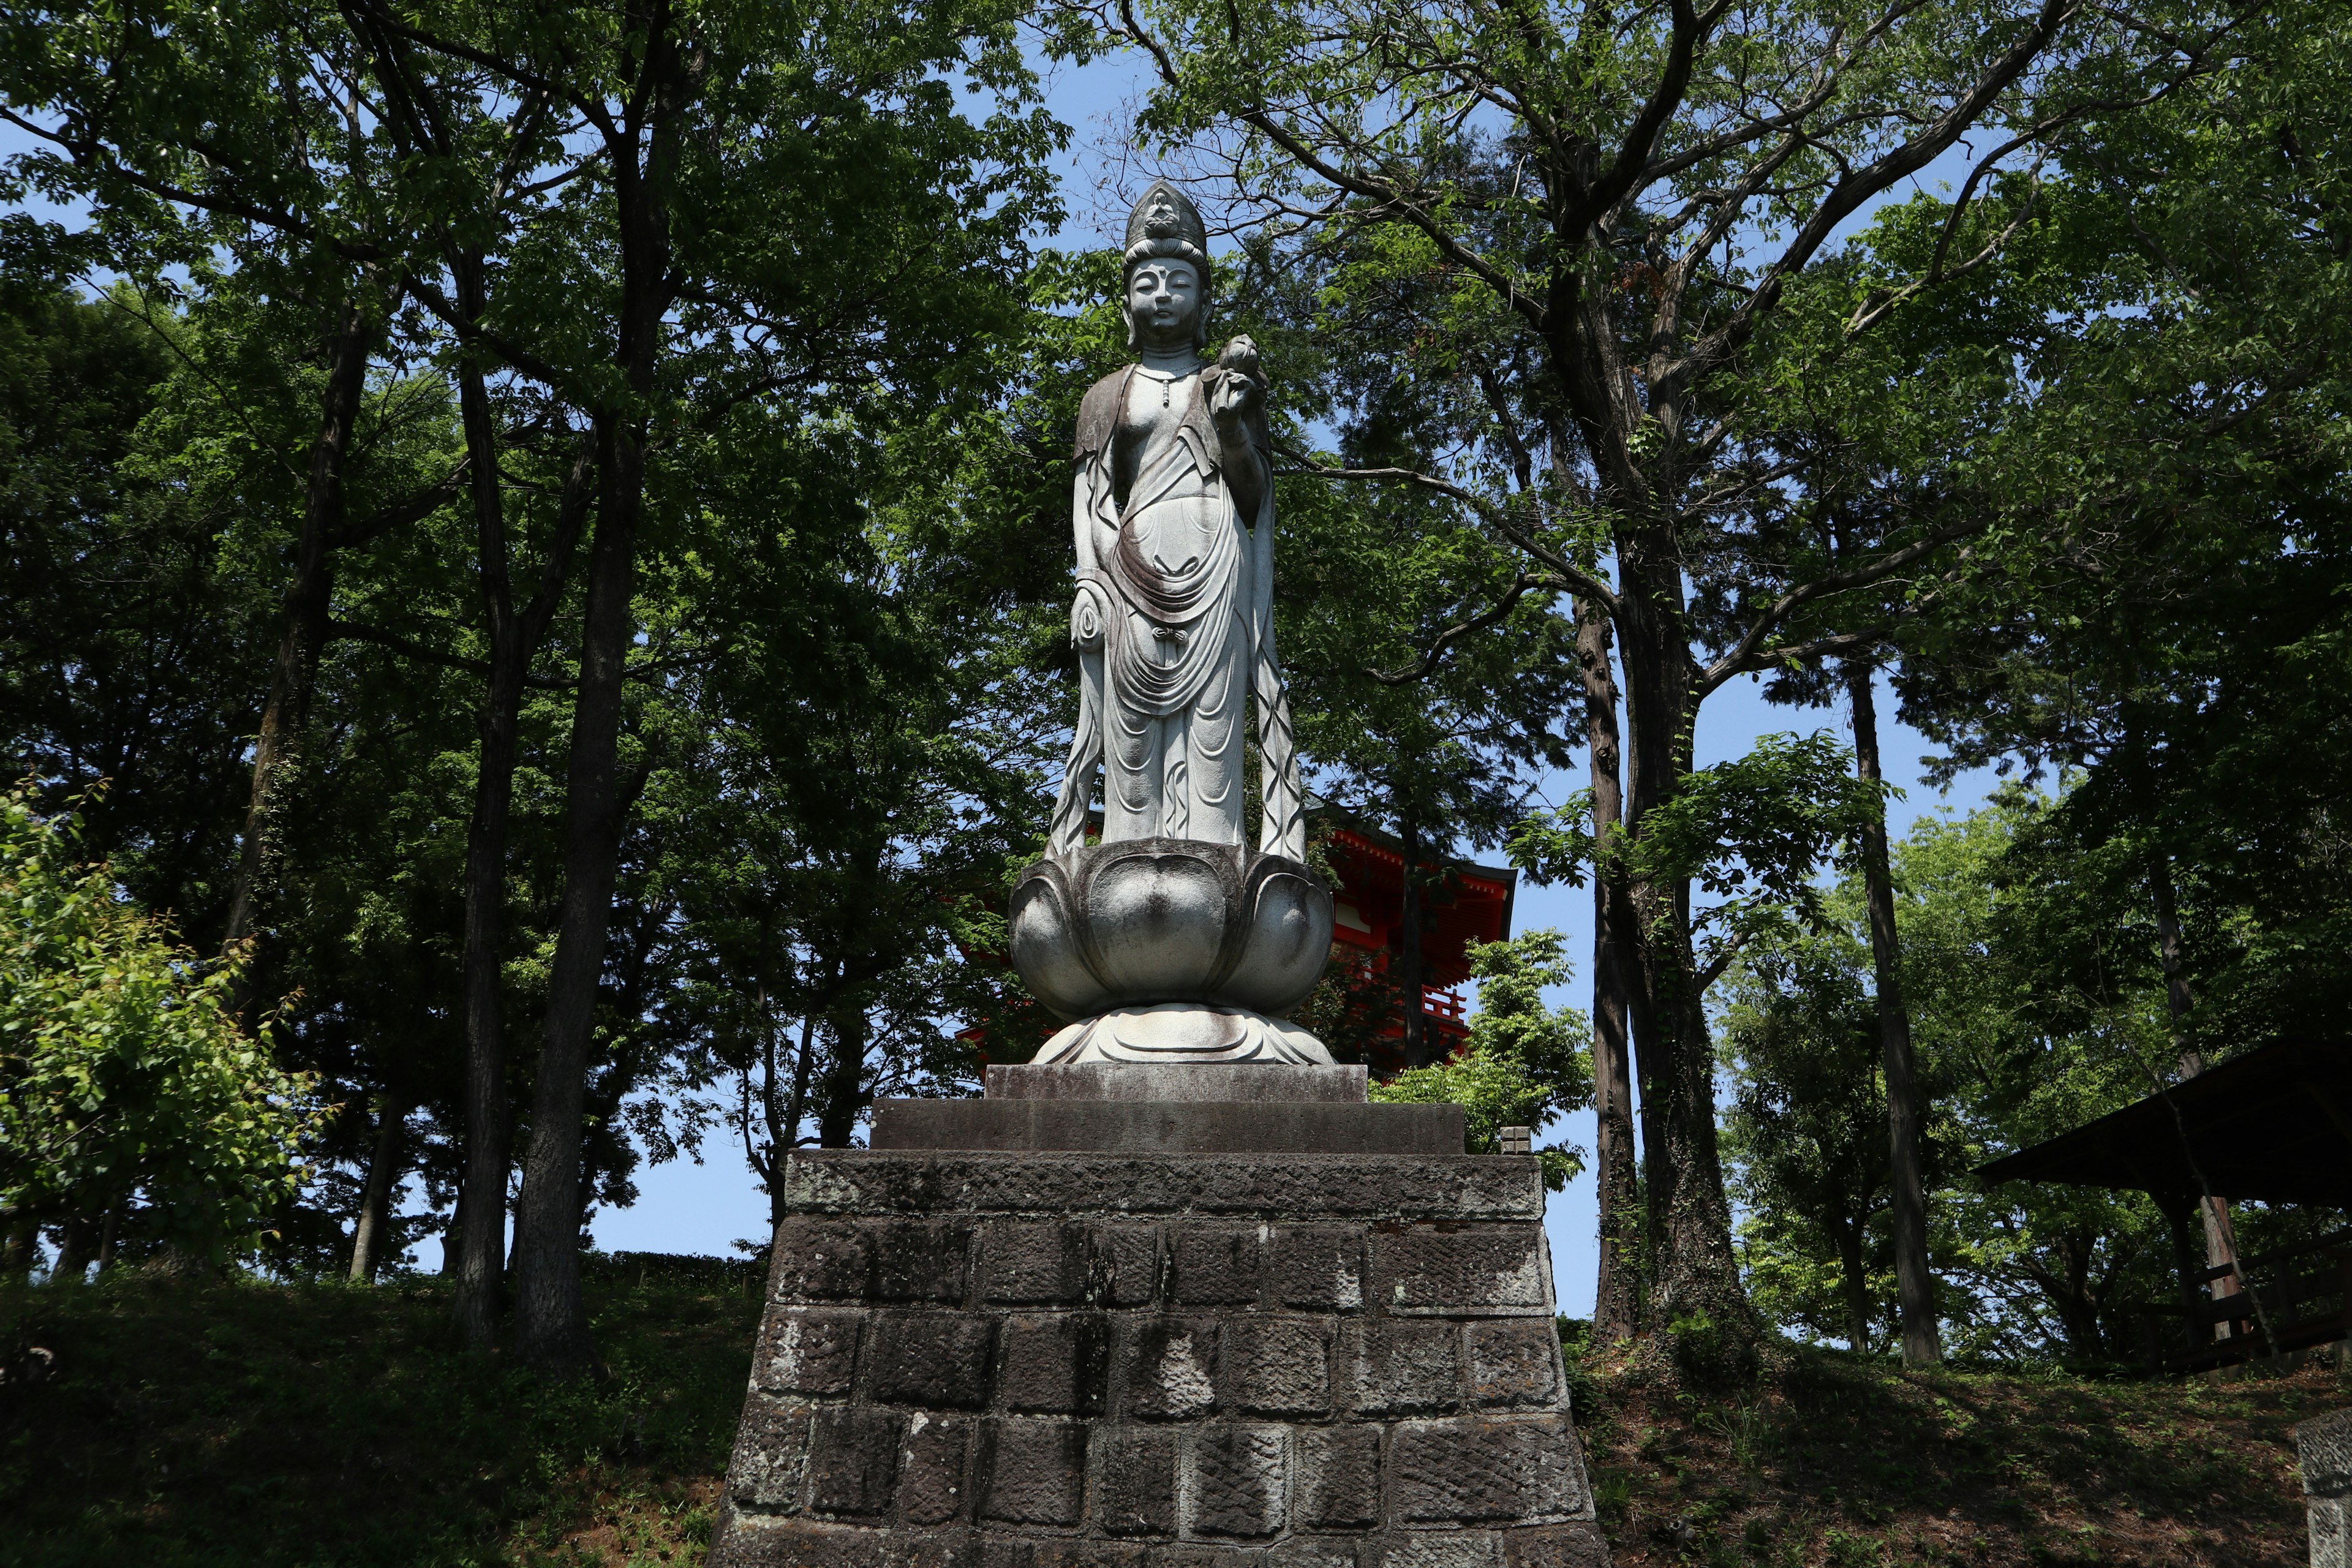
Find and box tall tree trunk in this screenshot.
[451,386,591,1348]
[1845,662,1941,1367]
[53,1212,95,1284]
[1577,594,1641,1344]
[222,300,374,979]
[1611,523,1752,1371]
[511,410,645,1370]
[2152,858,2241,1332]
[349,1093,408,1283]
[816,1000,872,1148]
[1831,1218,1871,1354]
[450,342,521,1348]
[1398,810,1429,1068]
[2,1215,32,1283]
[2158,1193,2206,1357]
[95,1199,121,1274]
[441,1186,466,1278]
[453,640,522,1344]
[507,27,687,1370]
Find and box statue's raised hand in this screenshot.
[1207,335,1264,434]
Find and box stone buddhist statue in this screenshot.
[1008,181,1336,1066]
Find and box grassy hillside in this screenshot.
[0,1261,759,1567]
[0,1268,2337,1566]
[1570,1336,2336,1568]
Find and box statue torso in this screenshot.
[1113,365,1222,584]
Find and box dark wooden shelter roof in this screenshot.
[1975,1038,2352,1208]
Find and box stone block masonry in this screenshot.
[2301,1405,2352,1568]
[709,1152,1610,1568]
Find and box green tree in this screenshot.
[1719,905,1897,1352]
[1091,0,2233,1376]
[1372,930,1593,1189]
[1,786,326,1275]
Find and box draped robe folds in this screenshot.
[1049,362,1306,859]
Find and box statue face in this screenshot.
[1125,258,1202,349]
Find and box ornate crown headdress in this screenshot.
[1123,179,1210,274]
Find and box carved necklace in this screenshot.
[1134,364,1191,409]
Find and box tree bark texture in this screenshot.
[816,1002,872,1149]
[349,1093,408,1283]
[52,1213,94,1284]
[95,1200,121,1274]
[1576,595,1641,1343]
[1831,1218,1871,1353]
[2,1216,33,1284]
[221,300,374,974]
[1845,663,1942,1366]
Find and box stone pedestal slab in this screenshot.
[987,1065,1368,1103]
[869,1098,1461,1155]
[710,1150,1610,1568]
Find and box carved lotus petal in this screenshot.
[1008,838,1335,1023]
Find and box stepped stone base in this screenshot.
[709,1148,1609,1568]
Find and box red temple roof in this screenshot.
[1314,807,1518,1050]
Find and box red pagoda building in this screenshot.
[1313,807,1519,1072]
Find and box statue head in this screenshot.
[1122,179,1210,353]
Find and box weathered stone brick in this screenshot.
[718,1161,1596,1568]
[754,1308,862,1398]
[712,1515,962,1568]
[982,1221,1088,1305]
[1139,1548,1256,1568]
[1381,1534,1499,1568]
[2305,1406,2352,1497]
[1295,1427,1381,1531]
[978,1417,1090,1526]
[2313,1497,2349,1568]
[873,1218,973,1303]
[1121,1317,1219,1421]
[807,1406,903,1518]
[726,1396,810,1512]
[1096,1427,1179,1537]
[1223,1317,1331,1417]
[1269,1225,1365,1311]
[782,1151,1547,1223]
[1466,1321,1562,1410]
[1391,1416,1586,1525]
[865,1311,996,1410]
[897,1411,973,1526]
[979,1539,1150,1568]
[1169,1225,1264,1306]
[1187,1425,1287,1539]
[1342,1320,1461,1417]
[1025,1544,1150,1568]
[1373,1227,1549,1316]
[771,1217,872,1302]
[1000,1313,1108,1415]
[1088,1223,1163,1307]
[1499,1525,1610,1568]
